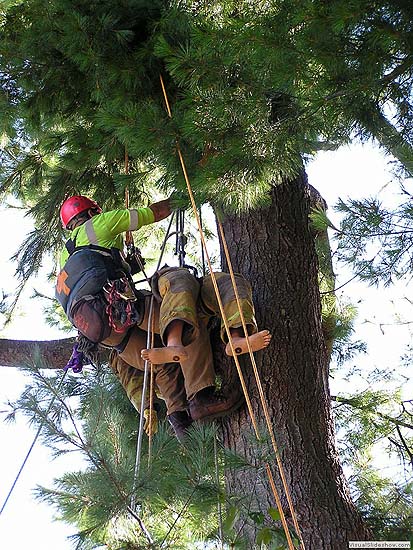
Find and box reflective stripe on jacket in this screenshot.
[59,207,155,268]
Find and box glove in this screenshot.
[143,408,158,436]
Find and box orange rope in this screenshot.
[159,74,300,550]
[217,220,305,550]
[266,464,294,546]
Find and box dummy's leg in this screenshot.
[200,272,272,356]
[180,318,245,421]
[141,268,200,364]
[141,318,188,364]
[155,362,193,441]
[108,348,150,411]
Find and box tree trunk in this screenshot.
[0,337,75,369]
[216,172,370,549]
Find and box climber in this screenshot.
[56,194,171,344]
[56,195,259,439]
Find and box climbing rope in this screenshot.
[159,74,305,550]
[0,369,68,517]
[213,434,224,550]
[147,312,156,465]
[124,147,132,248]
[198,207,206,277]
[131,211,176,508]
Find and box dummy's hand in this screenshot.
[143,408,158,436]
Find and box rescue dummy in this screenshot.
[108,267,271,439]
[56,195,271,440]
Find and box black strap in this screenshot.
[65,239,117,257]
[65,237,76,255]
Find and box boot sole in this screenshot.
[191,395,245,422]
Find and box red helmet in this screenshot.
[60,195,102,228]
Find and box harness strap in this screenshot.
[65,240,120,259]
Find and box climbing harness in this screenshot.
[159,74,306,550]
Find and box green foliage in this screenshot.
[335,195,413,286]
[1,0,413,290]
[351,463,413,542]
[310,204,367,365]
[333,370,413,539]
[335,387,403,459]
[2,0,413,545]
[4,359,284,549]
[2,355,316,549]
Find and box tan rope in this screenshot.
[266,464,295,546]
[217,220,305,550]
[159,74,298,549]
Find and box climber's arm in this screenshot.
[149,198,172,222]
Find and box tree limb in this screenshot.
[0,337,75,369]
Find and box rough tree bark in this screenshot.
[0,337,75,368]
[216,172,371,549]
[0,338,112,370]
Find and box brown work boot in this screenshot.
[189,386,245,422]
[167,410,193,441]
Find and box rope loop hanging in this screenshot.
[123,147,147,277]
[0,370,68,517]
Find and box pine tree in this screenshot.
[4,361,229,549]
[2,0,413,547]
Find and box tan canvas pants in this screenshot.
[104,267,257,415]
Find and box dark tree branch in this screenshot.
[0,338,75,369]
